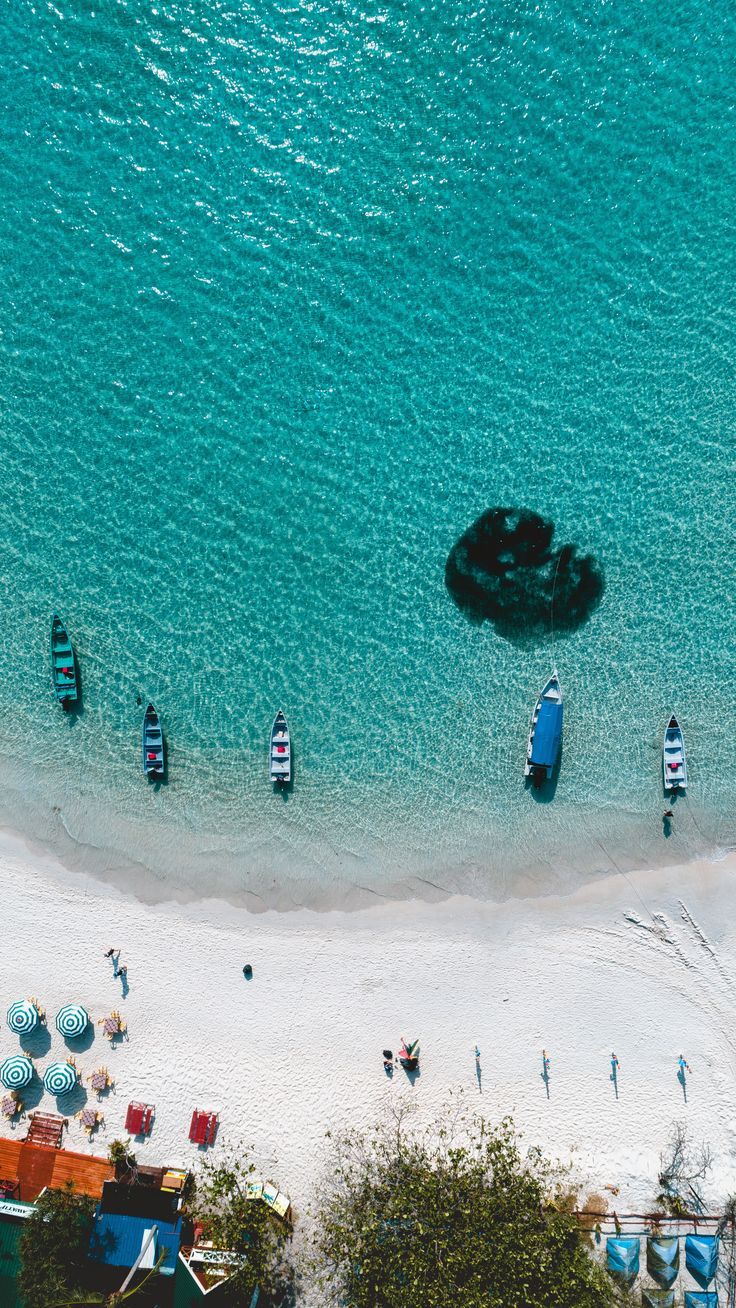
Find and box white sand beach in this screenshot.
[2,828,736,1226]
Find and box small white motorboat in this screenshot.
[524,671,563,783]
[270,710,291,785]
[663,714,687,791]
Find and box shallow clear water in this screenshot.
[1,0,734,908]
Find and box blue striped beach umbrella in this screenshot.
[55,1004,89,1039]
[6,1000,39,1036]
[0,1055,33,1089]
[43,1061,77,1096]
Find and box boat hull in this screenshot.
[270,711,291,785]
[524,672,563,782]
[50,614,78,708]
[142,704,165,779]
[663,715,687,791]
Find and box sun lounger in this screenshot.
[266,1185,291,1220]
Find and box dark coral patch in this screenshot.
[445,507,603,643]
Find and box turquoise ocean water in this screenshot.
[0,0,734,909]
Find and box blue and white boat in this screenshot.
[270,710,291,785]
[142,703,165,779]
[524,671,563,783]
[663,714,687,791]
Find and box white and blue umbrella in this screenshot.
[55,1004,89,1039]
[0,1055,33,1089]
[6,1000,39,1036]
[43,1061,77,1096]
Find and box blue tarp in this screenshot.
[89,1209,183,1276]
[530,699,563,768]
[647,1234,680,1287]
[685,1234,718,1288]
[684,1293,718,1307]
[606,1236,640,1282]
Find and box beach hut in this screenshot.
[606,1236,639,1282]
[685,1234,718,1289]
[0,1056,33,1090]
[6,1001,39,1037]
[43,1061,78,1097]
[647,1234,680,1288]
[642,1290,675,1308]
[55,1005,89,1039]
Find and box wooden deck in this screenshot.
[0,1137,113,1202]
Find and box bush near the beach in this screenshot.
[311,1110,623,1308]
[18,1183,96,1308]
[191,1150,291,1303]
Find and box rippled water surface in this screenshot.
[1,0,734,907]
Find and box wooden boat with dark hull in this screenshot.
[142,703,165,779]
[50,614,78,709]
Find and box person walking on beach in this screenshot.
[678,1054,691,1076]
[104,948,121,977]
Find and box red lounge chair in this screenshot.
[125,1102,154,1136]
[189,1110,218,1145]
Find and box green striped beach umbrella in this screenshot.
[43,1061,78,1096]
[55,1004,89,1039]
[6,1000,39,1036]
[0,1055,33,1089]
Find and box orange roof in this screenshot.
[0,1137,113,1203]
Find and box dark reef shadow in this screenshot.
[445,507,604,646]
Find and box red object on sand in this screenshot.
[125,1102,154,1136]
[189,1110,218,1146]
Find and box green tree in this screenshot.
[19,1184,95,1308]
[191,1150,291,1303]
[311,1107,623,1308]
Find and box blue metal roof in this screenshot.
[89,1209,183,1276]
[530,699,563,768]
